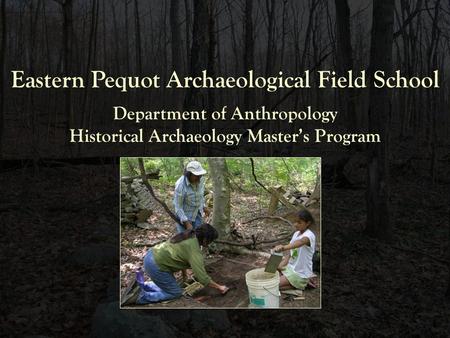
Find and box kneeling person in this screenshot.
[136,223,229,304]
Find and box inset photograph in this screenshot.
[120,157,321,309]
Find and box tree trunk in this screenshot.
[184,0,192,68]
[170,0,183,73]
[0,0,5,159]
[170,0,184,154]
[427,0,440,184]
[124,0,130,74]
[207,158,231,239]
[365,0,394,239]
[62,0,74,141]
[334,0,357,134]
[182,0,211,155]
[206,0,216,148]
[133,0,142,72]
[110,0,121,72]
[243,0,254,110]
[81,0,99,130]
[265,0,276,77]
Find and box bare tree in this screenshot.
[243,0,254,110]
[133,0,142,72]
[426,0,441,183]
[81,0,99,131]
[0,0,4,159]
[185,0,192,68]
[124,0,130,73]
[264,0,277,77]
[170,0,183,73]
[335,0,357,133]
[110,0,121,72]
[55,0,74,139]
[365,0,395,239]
[182,0,212,155]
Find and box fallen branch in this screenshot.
[217,244,271,258]
[243,215,294,227]
[123,239,166,248]
[214,215,294,248]
[216,232,292,248]
[137,158,179,223]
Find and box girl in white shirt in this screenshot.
[273,209,316,290]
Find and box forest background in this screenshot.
[1,0,449,336]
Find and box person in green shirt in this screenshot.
[135,223,229,304]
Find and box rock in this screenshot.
[136,222,157,230]
[136,209,152,223]
[91,302,177,338]
[121,179,155,227]
[68,244,118,267]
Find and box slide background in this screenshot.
[1,0,449,336]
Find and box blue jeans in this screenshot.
[136,250,182,304]
[176,212,202,233]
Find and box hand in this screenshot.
[218,285,230,294]
[203,207,210,217]
[277,262,286,271]
[184,221,193,230]
[274,245,285,253]
[182,269,193,282]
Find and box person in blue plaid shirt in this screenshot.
[173,161,210,233]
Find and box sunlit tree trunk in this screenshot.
[208,158,230,238]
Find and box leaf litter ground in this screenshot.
[121,184,321,308]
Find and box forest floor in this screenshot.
[122,253,320,309]
[120,186,321,309]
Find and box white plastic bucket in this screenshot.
[245,268,280,308]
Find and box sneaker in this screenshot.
[121,283,141,306]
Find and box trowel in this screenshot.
[264,251,283,273]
